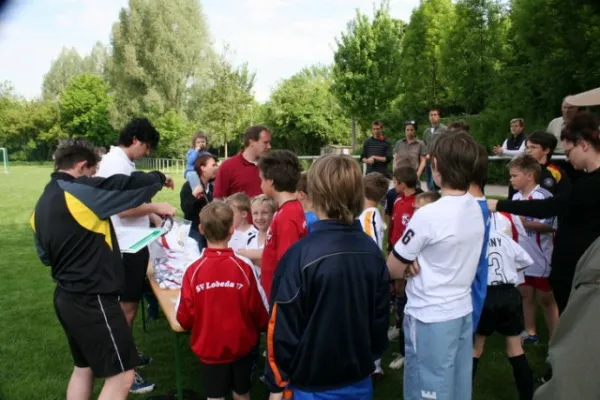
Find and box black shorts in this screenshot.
[54,287,141,378]
[477,284,524,337]
[199,352,254,398]
[121,247,149,303]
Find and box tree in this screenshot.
[42,47,85,101]
[107,0,214,126]
[264,65,349,155]
[82,41,109,77]
[58,73,115,146]
[332,1,405,129]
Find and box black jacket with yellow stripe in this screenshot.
[30,170,166,295]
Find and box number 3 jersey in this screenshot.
[488,214,534,286]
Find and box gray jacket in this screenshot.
[422,124,447,152]
[534,236,600,400]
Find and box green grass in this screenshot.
[0,166,547,400]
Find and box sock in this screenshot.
[509,354,534,400]
[473,357,480,379]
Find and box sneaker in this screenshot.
[130,371,155,394]
[372,366,384,376]
[137,350,153,368]
[387,326,400,341]
[522,334,540,344]
[389,354,404,370]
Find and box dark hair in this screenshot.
[243,125,271,147]
[560,111,600,151]
[471,143,488,189]
[191,131,208,148]
[363,172,390,202]
[508,154,542,183]
[448,120,470,132]
[372,120,384,127]
[526,131,558,158]
[431,130,479,191]
[429,108,441,115]
[404,120,418,131]
[392,166,418,188]
[193,154,217,176]
[53,138,101,171]
[258,150,302,193]
[118,118,160,150]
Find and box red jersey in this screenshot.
[176,248,269,364]
[260,199,307,298]
[213,153,263,199]
[389,193,417,247]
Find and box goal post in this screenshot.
[0,148,8,174]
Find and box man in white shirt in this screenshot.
[96,118,176,394]
[547,98,579,154]
[387,131,484,400]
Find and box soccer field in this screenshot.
[0,166,550,400]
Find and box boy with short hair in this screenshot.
[264,154,389,400]
[387,131,485,400]
[176,202,269,400]
[525,131,570,196]
[508,155,559,343]
[258,150,308,298]
[296,172,318,232]
[226,192,258,251]
[414,191,441,209]
[389,166,419,247]
[359,172,389,250]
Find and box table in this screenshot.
[147,264,186,400]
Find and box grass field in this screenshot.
[0,166,550,400]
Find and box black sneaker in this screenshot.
[138,349,153,368]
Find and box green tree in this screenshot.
[331,1,405,129]
[82,41,109,77]
[42,47,85,101]
[264,65,349,155]
[58,73,115,146]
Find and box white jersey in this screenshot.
[487,230,533,286]
[358,207,385,250]
[393,193,485,323]
[490,212,528,284]
[245,230,265,250]
[228,226,259,251]
[512,186,555,277]
[96,146,149,229]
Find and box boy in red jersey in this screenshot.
[176,202,269,400]
[389,166,419,248]
[258,150,308,298]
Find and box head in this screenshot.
[308,154,363,224]
[510,118,525,136]
[118,118,160,160]
[560,111,600,170]
[199,202,234,243]
[225,192,252,229]
[258,150,303,198]
[471,143,489,192]
[371,120,384,138]
[192,131,208,151]
[508,155,541,192]
[428,108,441,126]
[430,130,479,191]
[96,146,107,156]
[193,154,218,181]
[448,120,470,133]
[415,191,441,210]
[525,131,557,164]
[53,138,102,177]
[251,194,277,232]
[392,166,418,194]
[296,172,312,210]
[404,121,418,139]
[363,172,390,204]
[561,99,579,123]
[243,125,272,160]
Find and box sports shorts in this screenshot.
[121,246,150,303]
[477,284,524,337]
[54,287,140,378]
[199,352,254,398]
[522,276,552,292]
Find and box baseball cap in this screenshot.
[565,87,600,106]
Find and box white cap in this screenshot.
[565,87,600,107]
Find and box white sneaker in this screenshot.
[387,326,400,341]
[372,365,384,376]
[389,354,404,370]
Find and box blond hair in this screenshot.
[199,202,233,242]
[308,154,363,224]
[226,192,252,214]
[251,194,277,213]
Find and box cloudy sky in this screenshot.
[0,0,419,102]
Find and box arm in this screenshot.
[30,212,50,266]
[247,263,269,332]
[180,183,203,217]
[58,171,168,220]
[494,195,564,219]
[502,140,526,157]
[237,249,263,263]
[417,156,426,178]
[387,212,432,279]
[360,142,367,163]
[175,267,196,331]
[521,219,556,233]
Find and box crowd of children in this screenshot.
[171,125,573,400]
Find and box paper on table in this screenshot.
[117,227,165,253]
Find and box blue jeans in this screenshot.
[403,314,473,400]
[424,162,439,191]
[289,377,373,400]
[185,170,201,189]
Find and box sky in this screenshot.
[0,0,420,102]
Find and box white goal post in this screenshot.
[0,148,8,174]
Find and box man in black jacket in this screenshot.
[360,120,393,177]
[30,138,173,400]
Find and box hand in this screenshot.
[368,156,375,165]
[149,213,163,228]
[153,202,177,217]
[192,184,204,197]
[163,175,175,190]
[405,260,420,277]
[269,393,284,400]
[492,145,503,156]
[425,154,431,161]
[487,199,498,212]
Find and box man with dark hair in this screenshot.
[448,120,470,133]
[360,120,393,178]
[96,117,176,394]
[30,138,174,400]
[423,108,447,191]
[213,125,272,200]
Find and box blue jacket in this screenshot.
[184,149,212,177]
[264,219,390,393]
[472,199,491,331]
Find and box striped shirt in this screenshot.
[360,136,393,177]
[358,207,384,250]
